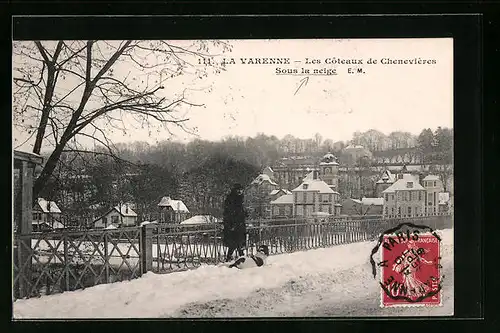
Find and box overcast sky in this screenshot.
[13,38,453,151]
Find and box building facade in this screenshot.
[382,174,426,218]
[291,171,341,217]
[422,175,444,215]
[319,152,339,191]
[158,196,190,223]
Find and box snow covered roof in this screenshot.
[158,196,190,213]
[345,145,365,149]
[361,197,384,206]
[311,212,331,217]
[270,194,294,205]
[113,204,138,217]
[270,189,292,196]
[140,221,159,226]
[320,152,339,165]
[292,179,336,194]
[349,199,362,204]
[262,166,274,174]
[251,174,278,186]
[382,175,424,193]
[423,175,440,181]
[303,171,315,181]
[105,224,118,230]
[180,215,219,225]
[35,198,62,214]
[376,170,396,184]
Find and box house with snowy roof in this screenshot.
[180,215,220,225]
[375,169,397,197]
[32,198,64,231]
[382,174,426,218]
[93,204,138,229]
[269,193,294,218]
[290,171,342,217]
[158,196,190,223]
[245,170,281,219]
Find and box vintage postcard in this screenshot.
[12,38,453,318]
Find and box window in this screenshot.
[322,194,330,202]
[385,193,389,201]
[433,181,437,187]
[398,207,401,215]
[391,194,394,201]
[274,206,280,216]
[391,207,395,215]
[285,206,291,215]
[112,215,119,224]
[385,207,388,215]
[325,167,331,174]
[407,182,413,189]
[418,191,422,201]
[296,206,304,216]
[302,192,307,203]
[303,184,309,190]
[307,192,314,203]
[433,192,437,206]
[408,206,412,215]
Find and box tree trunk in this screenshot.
[33,142,67,201]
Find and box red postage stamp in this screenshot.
[379,232,442,307]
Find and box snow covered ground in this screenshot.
[13,229,453,318]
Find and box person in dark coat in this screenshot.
[223,183,248,262]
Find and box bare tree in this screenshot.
[13,40,232,199]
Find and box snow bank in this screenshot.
[13,229,453,319]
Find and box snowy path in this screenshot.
[13,229,453,318]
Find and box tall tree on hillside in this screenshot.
[417,128,436,163]
[433,127,453,164]
[13,40,232,200]
[129,163,178,221]
[179,154,259,217]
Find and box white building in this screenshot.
[158,196,190,223]
[422,175,444,215]
[382,174,426,218]
[291,171,342,217]
[94,204,138,228]
[32,197,64,231]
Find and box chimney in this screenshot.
[126,204,129,214]
[47,200,51,212]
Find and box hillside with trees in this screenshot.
[33,127,452,226]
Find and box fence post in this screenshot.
[140,224,153,274]
[64,234,69,291]
[104,232,109,283]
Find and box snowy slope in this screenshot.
[13,229,453,318]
